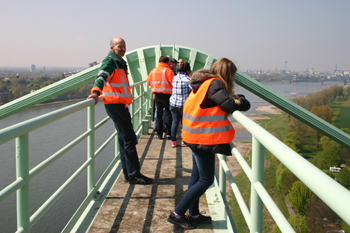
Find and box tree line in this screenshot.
[0,71,92,104]
[273,85,350,233]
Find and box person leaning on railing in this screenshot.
[87,37,153,185]
[167,58,251,229]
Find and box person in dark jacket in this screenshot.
[167,58,250,229]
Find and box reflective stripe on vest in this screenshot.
[183,112,227,122]
[148,68,173,93]
[182,124,233,134]
[182,78,235,145]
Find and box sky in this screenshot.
[1,0,349,72]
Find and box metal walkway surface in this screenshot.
[87,127,214,233]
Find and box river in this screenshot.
[0,81,344,232]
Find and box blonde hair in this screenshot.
[210,58,237,96]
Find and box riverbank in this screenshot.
[231,105,282,132]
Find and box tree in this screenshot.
[10,85,24,99]
[322,169,335,179]
[320,141,342,169]
[286,132,298,140]
[306,195,339,233]
[283,138,303,153]
[309,105,333,147]
[42,80,53,87]
[33,76,46,85]
[287,181,313,215]
[272,215,308,233]
[289,215,309,233]
[276,163,299,194]
[337,168,350,189]
[340,128,350,164]
[288,118,308,143]
[345,86,350,96]
[319,136,331,149]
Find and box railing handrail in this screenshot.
[235,71,350,149]
[0,80,152,233]
[216,110,350,232]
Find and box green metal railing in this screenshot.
[0,81,152,233]
[215,111,350,233]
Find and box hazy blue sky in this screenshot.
[1,0,349,71]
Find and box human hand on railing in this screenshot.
[87,93,99,105]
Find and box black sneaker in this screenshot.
[129,174,153,185]
[123,176,129,183]
[167,212,194,229]
[187,212,212,224]
[156,134,163,139]
[166,134,171,140]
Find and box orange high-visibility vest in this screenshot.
[147,62,174,94]
[182,78,235,145]
[91,56,132,105]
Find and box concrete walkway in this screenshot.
[87,128,214,233]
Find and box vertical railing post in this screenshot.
[218,154,227,219]
[87,104,95,193]
[141,84,144,119]
[131,88,134,130]
[16,133,30,232]
[250,136,265,233]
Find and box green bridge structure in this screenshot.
[1,44,350,232]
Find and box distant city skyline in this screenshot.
[1,1,349,72]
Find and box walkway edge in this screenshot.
[62,161,123,233]
[205,173,236,233]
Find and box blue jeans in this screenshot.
[175,148,215,216]
[105,105,141,179]
[170,106,183,142]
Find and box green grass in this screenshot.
[300,146,323,164]
[228,113,290,232]
[255,114,289,140]
[264,150,290,217]
[329,97,350,129]
[340,221,350,233]
[227,171,250,233]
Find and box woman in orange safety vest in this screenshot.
[167,58,251,229]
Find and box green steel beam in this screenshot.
[235,71,350,149]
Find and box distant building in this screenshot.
[31,64,36,72]
[88,61,99,67]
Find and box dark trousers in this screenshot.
[105,105,141,178]
[175,148,215,216]
[154,93,172,137]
